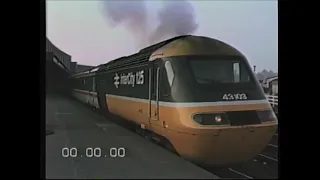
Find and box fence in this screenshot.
[265,95,278,107]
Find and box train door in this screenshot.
[96,74,108,112]
[83,78,88,103]
[89,76,96,107]
[149,60,162,128]
[86,77,91,104]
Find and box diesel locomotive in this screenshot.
[70,35,278,166]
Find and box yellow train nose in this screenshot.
[167,124,277,166]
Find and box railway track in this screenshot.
[204,130,278,179]
[77,99,279,179]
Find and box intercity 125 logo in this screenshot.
[113,70,144,89]
[114,73,120,88]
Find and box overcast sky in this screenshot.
[47,0,277,72]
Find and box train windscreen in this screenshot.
[183,56,259,90]
[164,55,259,92]
[189,58,251,84]
[162,56,264,101]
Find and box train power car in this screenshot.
[70,35,278,166]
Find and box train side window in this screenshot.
[165,61,174,87]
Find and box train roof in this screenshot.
[98,35,191,71]
[85,35,245,74]
[70,65,101,78]
[149,35,244,61]
[139,35,190,53]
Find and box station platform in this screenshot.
[45,95,219,179]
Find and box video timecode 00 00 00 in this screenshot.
[62,147,126,158]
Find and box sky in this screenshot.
[46,0,278,72]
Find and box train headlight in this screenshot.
[215,115,222,123]
[192,113,229,125]
[257,110,277,123]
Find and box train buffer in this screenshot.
[45,95,219,179]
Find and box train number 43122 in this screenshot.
[222,93,248,100]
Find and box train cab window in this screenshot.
[83,79,86,85]
[165,61,175,87]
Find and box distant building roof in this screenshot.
[265,76,278,84]
[261,76,278,88]
[46,38,72,71]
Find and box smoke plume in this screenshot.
[149,1,198,44]
[102,1,198,48]
[102,1,148,47]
